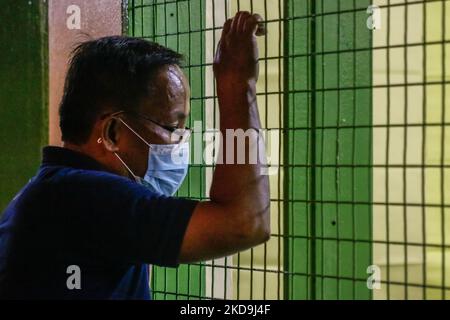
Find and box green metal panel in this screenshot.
[0,0,48,214]
[284,0,311,300]
[127,0,206,300]
[314,0,372,300]
[285,0,372,299]
[129,0,372,300]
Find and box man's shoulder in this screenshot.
[38,165,135,189]
[37,165,159,206]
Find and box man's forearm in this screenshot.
[209,80,270,238]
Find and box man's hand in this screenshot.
[213,11,264,84]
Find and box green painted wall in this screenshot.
[128,0,206,300]
[284,0,372,299]
[0,0,48,214]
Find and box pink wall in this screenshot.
[48,0,123,145]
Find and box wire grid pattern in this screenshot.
[127,0,450,300]
[370,0,450,300]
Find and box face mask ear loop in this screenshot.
[114,117,155,178]
[113,152,140,182]
[116,117,152,148]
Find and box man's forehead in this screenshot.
[139,64,190,119]
[161,64,189,82]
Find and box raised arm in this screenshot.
[179,11,270,263]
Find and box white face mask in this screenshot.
[114,118,190,196]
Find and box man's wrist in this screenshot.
[217,78,257,110]
[216,77,256,93]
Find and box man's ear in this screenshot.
[101,117,120,152]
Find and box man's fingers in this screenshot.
[230,11,243,34]
[225,11,265,37]
[237,11,251,33]
[222,18,232,37]
[215,40,221,57]
[253,14,266,36]
[244,13,265,36]
[214,39,222,68]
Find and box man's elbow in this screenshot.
[240,208,271,247]
[253,223,271,245]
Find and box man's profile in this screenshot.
[0,11,270,300]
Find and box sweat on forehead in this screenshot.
[140,65,190,119]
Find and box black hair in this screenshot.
[59,35,183,145]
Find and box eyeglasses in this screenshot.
[106,110,191,143]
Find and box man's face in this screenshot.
[117,64,191,177]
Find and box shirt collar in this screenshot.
[41,146,106,171]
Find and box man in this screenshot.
[0,11,270,299]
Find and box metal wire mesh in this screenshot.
[127,0,450,300]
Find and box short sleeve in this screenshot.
[52,168,198,267]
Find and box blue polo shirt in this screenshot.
[0,146,198,299]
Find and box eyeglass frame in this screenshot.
[102,110,191,144]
